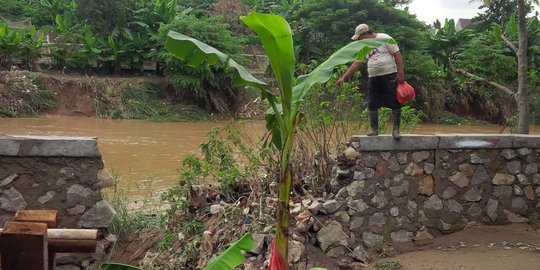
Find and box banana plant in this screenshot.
[165,12,392,269]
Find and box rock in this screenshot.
[369,212,387,227]
[524,164,538,175]
[308,201,322,215]
[441,220,453,231]
[504,210,529,223]
[471,166,490,185]
[326,246,346,258]
[512,197,528,215]
[450,172,470,188]
[288,240,304,263]
[350,217,365,230]
[407,201,418,217]
[405,163,423,176]
[467,203,482,219]
[105,234,118,243]
[424,195,443,211]
[363,155,379,168]
[371,191,388,209]
[97,169,114,188]
[334,211,350,223]
[517,174,530,185]
[390,181,409,197]
[414,226,434,241]
[442,186,457,199]
[470,153,487,164]
[442,163,451,169]
[390,207,399,217]
[321,200,344,214]
[492,174,516,185]
[486,198,499,222]
[381,152,391,161]
[67,184,93,204]
[391,230,413,243]
[377,161,389,176]
[78,200,117,228]
[59,167,76,180]
[251,234,266,254]
[424,163,435,175]
[0,187,27,211]
[517,148,533,156]
[363,183,377,196]
[397,153,408,164]
[514,185,524,196]
[0,173,18,187]
[447,199,463,213]
[68,205,86,215]
[55,265,80,270]
[524,186,535,200]
[389,157,401,172]
[501,149,518,160]
[412,151,430,162]
[393,173,405,183]
[507,161,521,175]
[533,174,540,185]
[347,181,365,197]
[317,221,349,252]
[344,147,358,160]
[352,245,368,262]
[417,176,434,196]
[464,187,483,202]
[493,186,513,199]
[458,163,474,176]
[38,191,56,204]
[354,169,375,180]
[362,232,384,248]
[348,199,369,213]
[537,187,540,197]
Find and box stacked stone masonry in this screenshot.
[0,135,115,269]
[311,134,540,260]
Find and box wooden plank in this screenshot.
[1,221,48,270]
[0,228,98,240]
[48,239,97,253]
[14,210,58,228]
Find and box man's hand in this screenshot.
[397,72,405,83]
[335,77,345,88]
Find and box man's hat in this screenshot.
[351,23,370,40]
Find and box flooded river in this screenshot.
[1,116,539,201]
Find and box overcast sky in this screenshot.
[404,0,485,24]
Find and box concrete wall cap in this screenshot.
[0,135,101,157]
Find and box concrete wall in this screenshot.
[0,135,115,269]
[309,135,540,261]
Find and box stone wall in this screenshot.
[0,135,115,269]
[310,135,540,261]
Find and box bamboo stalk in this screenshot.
[0,228,97,240]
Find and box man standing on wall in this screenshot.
[335,23,405,140]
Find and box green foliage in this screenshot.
[427,19,474,72]
[159,13,245,113]
[96,81,208,121]
[470,0,533,31]
[203,233,254,270]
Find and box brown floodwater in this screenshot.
[1,116,539,202]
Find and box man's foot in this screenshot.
[392,129,401,140]
[367,130,379,136]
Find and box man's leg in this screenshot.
[392,108,401,140]
[368,110,379,136]
[367,77,380,136]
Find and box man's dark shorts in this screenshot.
[367,72,400,110]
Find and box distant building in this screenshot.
[456,18,472,31]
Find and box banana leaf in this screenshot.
[204,233,254,270]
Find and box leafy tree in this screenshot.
[470,0,533,31]
[427,19,474,72]
[459,0,539,133]
[177,0,216,17]
[289,0,425,61]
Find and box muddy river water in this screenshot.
[1,116,539,201]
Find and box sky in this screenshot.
[404,0,485,24]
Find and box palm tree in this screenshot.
[462,0,538,133]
